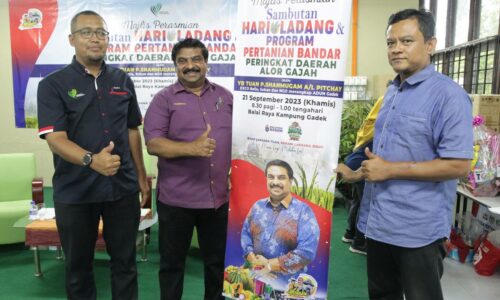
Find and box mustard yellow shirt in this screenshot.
[354,96,384,151]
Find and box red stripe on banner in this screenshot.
[9,0,59,127]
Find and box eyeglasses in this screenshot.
[72,28,109,40]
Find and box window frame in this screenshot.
[420,0,500,94]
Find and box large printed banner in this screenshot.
[9,0,237,127]
[225,1,351,299]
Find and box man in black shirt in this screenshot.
[37,10,149,300]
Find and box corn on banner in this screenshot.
[224,1,352,299]
[9,0,237,128]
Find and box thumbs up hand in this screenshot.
[364,147,377,160]
[90,141,121,176]
[361,147,389,182]
[191,124,216,157]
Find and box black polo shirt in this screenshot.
[37,57,142,204]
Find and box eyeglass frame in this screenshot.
[71,28,109,40]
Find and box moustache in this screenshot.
[182,68,201,74]
[269,184,283,189]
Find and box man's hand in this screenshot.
[190,124,216,157]
[361,147,390,182]
[247,252,261,267]
[253,254,269,268]
[90,142,121,176]
[246,253,278,279]
[246,252,267,269]
[138,176,151,207]
[334,163,364,183]
[253,255,277,279]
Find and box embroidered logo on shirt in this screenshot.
[67,89,85,99]
[109,86,128,95]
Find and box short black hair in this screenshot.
[171,38,209,66]
[387,9,435,41]
[265,159,294,180]
[70,10,105,33]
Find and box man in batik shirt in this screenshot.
[241,159,320,282]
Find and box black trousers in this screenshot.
[157,201,228,300]
[54,194,140,300]
[367,238,447,300]
[346,181,365,240]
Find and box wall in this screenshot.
[0,0,417,186]
[351,0,418,97]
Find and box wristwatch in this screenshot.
[82,152,93,166]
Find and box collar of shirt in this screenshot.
[392,64,435,89]
[265,194,293,210]
[172,79,215,96]
[69,55,106,77]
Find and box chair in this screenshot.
[142,149,156,244]
[0,153,43,244]
[142,148,154,210]
[142,148,199,248]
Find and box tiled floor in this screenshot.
[442,258,500,300]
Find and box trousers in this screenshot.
[54,194,140,300]
[367,238,446,300]
[157,201,228,300]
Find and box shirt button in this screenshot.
[101,113,106,117]
[392,106,395,109]
[104,129,109,134]
[203,112,207,115]
[374,184,377,188]
[210,163,214,167]
[211,181,214,185]
[380,144,384,149]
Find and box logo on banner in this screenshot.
[150,3,170,16]
[18,8,43,30]
[288,122,302,141]
[286,274,318,299]
[265,125,283,133]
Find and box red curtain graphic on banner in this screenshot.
[9,0,58,127]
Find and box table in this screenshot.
[25,208,157,277]
[456,185,500,208]
[455,185,500,230]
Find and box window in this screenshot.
[432,36,499,94]
[471,38,497,93]
[435,0,448,49]
[479,0,500,38]
[454,0,471,45]
[422,0,499,94]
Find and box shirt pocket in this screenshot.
[215,102,232,129]
[107,93,131,120]
[393,113,431,151]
